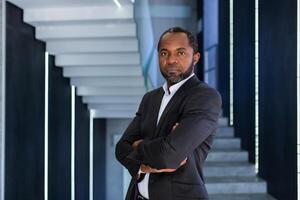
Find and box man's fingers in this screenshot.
[156,168,177,173]
[141,164,177,173]
[132,139,143,149]
[140,164,151,173]
[140,158,187,174]
[180,158,187,166]
[141,164,158,173]
[172,123,180,132]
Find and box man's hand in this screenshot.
[172,123,179,132]
[140,164,158,173]
[132,139,143,149]
[155,157,187,173]
[140,158,187,173]
[132,122,178,150]
[135,122,186,174]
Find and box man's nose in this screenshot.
[166,54,178,64]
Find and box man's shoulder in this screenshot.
[138,87,162,105]
[143,87,162,97]
[189,81,221,101]
[189,80,216,91]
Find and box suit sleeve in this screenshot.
[128,88,222,169]
[115,93,148,177]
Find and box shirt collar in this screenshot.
[162,73,195,96]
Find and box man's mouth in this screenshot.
[167,68,179,74]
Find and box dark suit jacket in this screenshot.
[115,76,222,200]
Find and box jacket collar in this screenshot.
[154,75,201,137]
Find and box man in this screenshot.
[115,27,222,200]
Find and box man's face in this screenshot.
[158,32,200,85]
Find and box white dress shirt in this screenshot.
[137,73,195,199]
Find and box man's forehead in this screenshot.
[161,32,188,42]
[159,32,191,50]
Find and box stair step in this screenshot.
[209,194,276,200]
[212,138,241,150]
[205,176,267,194]
[88,103,138,111]
[77,86,146,96]
[206,150,248,162]
[204,162,256,177]
[82,95,142,104]
[46,38,139,54]
[215,127,234,138]
[218,117,228,126]
[93,110,135,118]
[63,66,142,77]
[70,77,144,87]
[36,23,137,40]
[56,53,140,66]
[24,5,134,25]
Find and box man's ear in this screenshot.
[193,52,201,65]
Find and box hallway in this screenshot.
[0,0,298,199]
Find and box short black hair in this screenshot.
[157,27,198,53]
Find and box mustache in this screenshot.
[166,64,180,68]
[165,66,180,74]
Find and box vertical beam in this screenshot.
[48,55,71,200]
[218,0,230,121]
[297,0,300,198]
[259,0,297,198]
[0,1,6,200]
[255,0,259,173]
[5,2,45,199]
[93,119,106,200]
[44,52,49,200]
[89,111,94,200]
[71,86,75,200]
[75,96,90,200]
[229,0,234,125]
[233,0,255,163]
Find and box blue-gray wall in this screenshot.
[203,0,218,89]
[106,119,132,199]
[203,0,230,120]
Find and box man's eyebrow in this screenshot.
[159,47,187,52]
[159,48,168,52]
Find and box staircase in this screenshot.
[204,118,276,200]
[8,0,146,118]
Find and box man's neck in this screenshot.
[167,73,194,88]
[164,73,195,94]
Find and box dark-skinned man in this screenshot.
[115,27,222,200]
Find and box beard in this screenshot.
[160,61,194,85]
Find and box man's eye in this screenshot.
[160,52,167,56]
[178,51,185,56]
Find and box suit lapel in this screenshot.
[147,88,164,138]
[154,76,200,137]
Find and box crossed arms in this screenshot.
[115,88,222,178]
[132,123,187,174]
